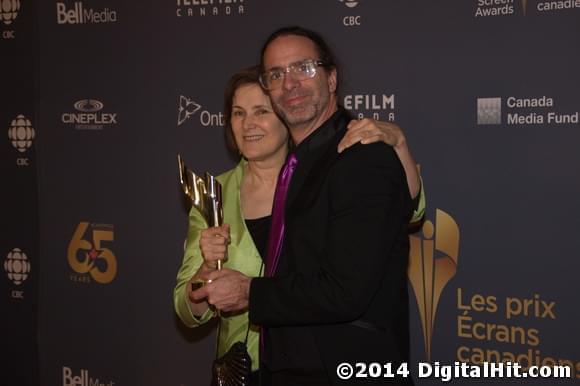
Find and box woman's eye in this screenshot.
[232,110,244,117]
[256,109,269,115]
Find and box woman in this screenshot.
[174,66,425,385]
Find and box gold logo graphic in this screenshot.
[408,209,460,360]
[67,222,117,284]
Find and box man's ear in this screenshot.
[327,68,337,93]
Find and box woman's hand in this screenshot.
[199,224,230,270]
[338,118,406,153]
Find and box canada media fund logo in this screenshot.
[477,96,579,126]
[67,222,116,284]
[408,209,460,360]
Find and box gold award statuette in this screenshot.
[178,154,225,273]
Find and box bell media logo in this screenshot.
[61,99,118,130]
[408,209,460,360]
[177,95,223,127]
[176,0,246,18]
[63,366,115,386]
[67,222,117,284]
[477,97,502,125]
[56,1,118,25]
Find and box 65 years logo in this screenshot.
[67,222,117,284]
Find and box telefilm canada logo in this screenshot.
[67,222,117,284]
[1,0,20,39]
[7,114,35,166]
[176,0,246,18]
[408,209,460,360]
[56,1,118,25]
[177,95,223,127]
[63,366,115,386]
[477,96,579,126]
[61,99,118,130]
[343,93,396,122]
[4,248,31,299]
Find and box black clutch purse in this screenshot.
[212,341,252,386]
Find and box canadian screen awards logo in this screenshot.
[4,248,31,299]
[176,0,246,18]
[1,0,20,39]
[408,209,460,360]
[61,99,117,130]
[56,1,117,25]
[67,222,117,284]
[7,114,35,166]
[177,95,223,127]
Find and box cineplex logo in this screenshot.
[56,2,118,24]
[176,0,246,18]
[63,366,115,386]
[1,0,20,39]
[62,99,117,130]
[343,93,396,122]
[178,95,223,127]
[477,96,579,125]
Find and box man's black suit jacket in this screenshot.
[249,108,413,385]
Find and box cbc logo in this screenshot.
[4,248,31,286]
[339,0,359,8]
[1,0,20,25]
[8,114,35,153]
[343,15,361,26]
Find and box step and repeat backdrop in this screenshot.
[2,0,579,385]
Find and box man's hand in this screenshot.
[190,268,251,313]
[337,118,406,153]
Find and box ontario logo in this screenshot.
[177,95,223,127]
[61,99,117,130]
[408,209,460,360]
[176,0,246,18]
[67,222,117,284]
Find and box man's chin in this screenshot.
[281,106,317,127]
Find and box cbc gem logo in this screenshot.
[8,114,35,152]
[408,209,460,360]
[67,222,117,284]
[4,248,31,285]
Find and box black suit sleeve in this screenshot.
[249,142,412,327]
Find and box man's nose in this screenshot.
[282,71,299,91]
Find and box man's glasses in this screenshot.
[259,59,325,90]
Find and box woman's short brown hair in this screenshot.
[223,65,262,155]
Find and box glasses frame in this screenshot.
[259,59,326,90]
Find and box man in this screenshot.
[193,27,414,385]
